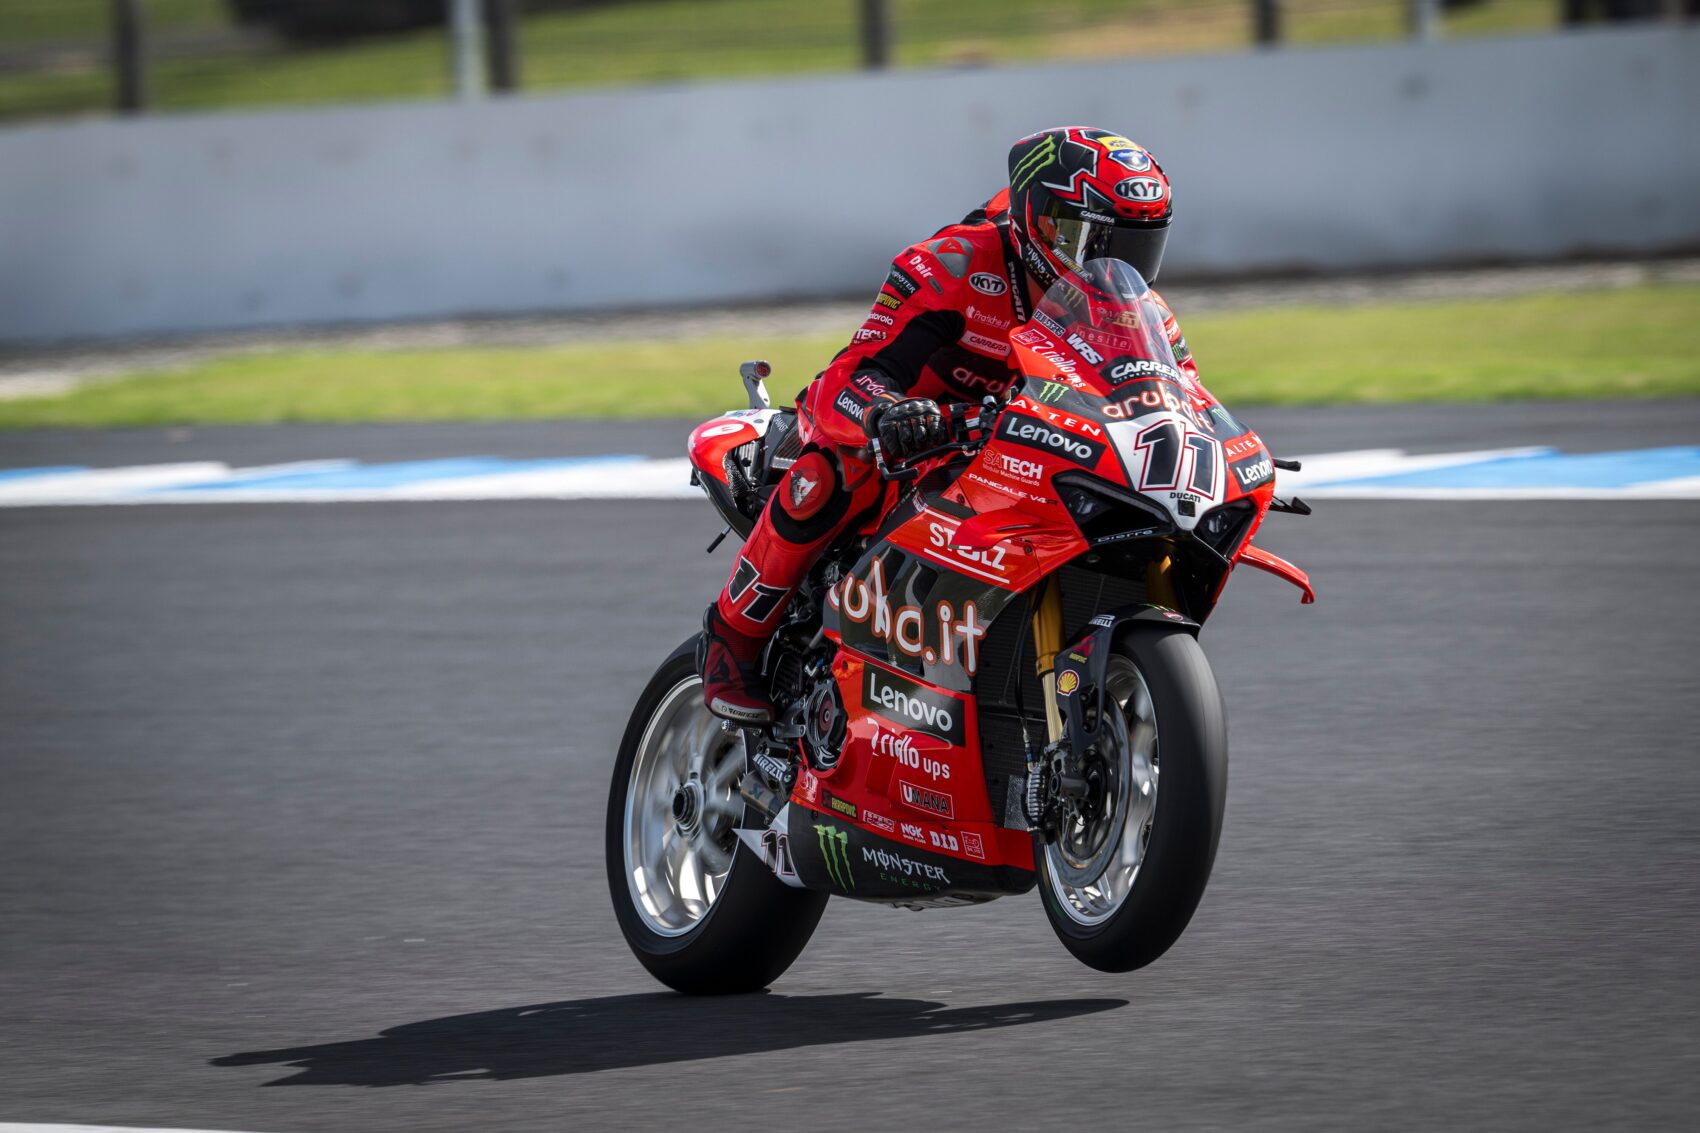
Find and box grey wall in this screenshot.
[1,24,1695,345]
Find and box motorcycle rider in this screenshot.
[700,126,1200,722]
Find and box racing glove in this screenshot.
[865,397,947,465]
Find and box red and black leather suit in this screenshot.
[704,189,1200,718]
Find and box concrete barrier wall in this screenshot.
[1,24,1695,344]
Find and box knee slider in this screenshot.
[772,447,850,543]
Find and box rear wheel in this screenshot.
[605,638,827,994]
[1037,626,1227,972]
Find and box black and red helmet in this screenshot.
[1007,126,1172,290]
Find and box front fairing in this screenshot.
[998,259,1276,536]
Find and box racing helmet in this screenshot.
[1007,126,1172,290]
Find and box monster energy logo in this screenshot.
[1034,381,1070,403]
[815,824,855,891]
[1010,133,1059,191]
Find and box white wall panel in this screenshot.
[0,25,1694,343]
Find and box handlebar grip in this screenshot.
[872,397,1003,481]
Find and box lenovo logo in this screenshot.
[865,667,963,746]
[995,412,1106,468]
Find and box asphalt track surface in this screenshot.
[3,402,1699,1131]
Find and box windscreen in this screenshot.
[1029,258,1185,387]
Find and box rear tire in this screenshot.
[605,637,827,994]
[1037,625,1228,972]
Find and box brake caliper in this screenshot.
[1025,737,1098,842]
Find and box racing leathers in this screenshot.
[700,189,1202,722]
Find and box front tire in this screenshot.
[1037,625,1228,972]
[605,637,827,994]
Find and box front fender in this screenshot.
[1053,604,1200,758]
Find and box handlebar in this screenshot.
[870,397,1003,482]
[868,399,1318,519]
[862,387,1322,527]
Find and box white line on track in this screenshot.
[0,460,360,505]
[0,1125,272,1133]
[1,446,1697,506]
[1274,446,1551,488]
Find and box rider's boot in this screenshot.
[699,605,774,724]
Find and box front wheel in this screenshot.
[1036,625,1228,972]
[604,637,828,994]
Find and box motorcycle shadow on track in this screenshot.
[212,992,1126,1086]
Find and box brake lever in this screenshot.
[870,434,934,482]
[869,435,892,477]
[880,440,983,482]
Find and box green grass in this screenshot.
[0,0,224,45]
[1187,284,1700,403]
[0,0,1561,122]
[3,286,1695,429]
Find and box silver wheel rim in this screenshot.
[623,676,745,937]
[1044,656,1160,926]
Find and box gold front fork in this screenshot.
[1146,553,1178,610]
[1031,577,1065,743]
[1033,556,1176,744]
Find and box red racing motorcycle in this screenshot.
[606,259,1314,993]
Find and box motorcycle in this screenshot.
[605,258,1315,994]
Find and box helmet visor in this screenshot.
[1035,207,1170,283]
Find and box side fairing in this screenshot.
[781,649,1038,902]
[794,481,1067,892]
[824,541,1014,696]
[821,478,1082,694]
[784,804,1034,906]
